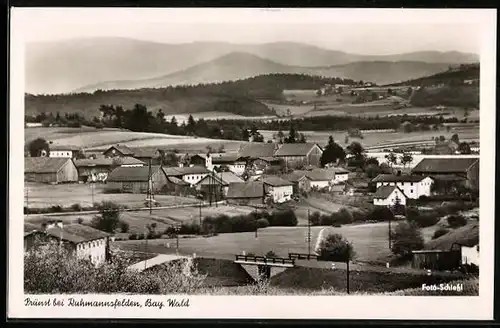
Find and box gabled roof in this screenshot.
[372,174,427,183]
[274,143,322,157]
[226,182,265,199]
[49,144,81,151]
[107,165,163,182]
[373,186,406,199]
[256,156,282,163]
[425,222,479,250]
[260,175,294,187]
[167,176,189,186]
[306,169,334,182]
[131,148,158,159]
[327,167,350,174]
[28,224,110,244]
[104,144,135,156]
[197,174,226,186]
[212,153,246,164]
[412,158,479,174]
[163,166,211,176]
[285,170,308,182]
[25,157,73,174]
[218,172,245,184]
[238,143,277,158]
[74,157,145,167]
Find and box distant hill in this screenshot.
[75,53,454,93]
[387,64,479,87]
[26,37,479,94]
[25,74,353,118]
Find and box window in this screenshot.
[411,189,414,193]
[410,182,414,186]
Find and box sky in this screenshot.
[13,8,488,55]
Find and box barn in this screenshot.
[274,143,323,169]
[25,157,78,184]
[226,182,265,206]
[106,165,168,193]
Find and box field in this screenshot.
[114,222,394,264]
[24,182,198,208]
[164,112,277,124]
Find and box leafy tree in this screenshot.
[364,164,380,179]
[285,124,297,144]
[450,133,460,144]
[298,133,307,143]
[91,201,121,233]
[277,130,285,144]
[365,157,379,166]
[316,233,355,262]
[346,141,364,159]
[439,135,446,142]
[458,142,472,154]
[265,251,278,258]
[320,136,346,167]
[391,221,424,259]
[399,153,414,168]
[28,138,50,157]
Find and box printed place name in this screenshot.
[24,297,191,309]
[145,298,190,309]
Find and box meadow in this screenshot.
[24,182,198,208]
[113,222,394,264]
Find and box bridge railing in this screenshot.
[234,255,295,266]
[288,253,319,260]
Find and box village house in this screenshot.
[106,165,168,193]
[48,145,81,159]
[372,185,407,206]
[250,157,283,173]
[25,157,79,184]
[133,148,160,163]
[238,143,278,160]
[327,167,350,184]
[196,171,244,198]
[74,157,145,182]
[102,144,135,158]
[163,166,211,186]
[226,182,265,206]
[412,157,479,191]
[273,143,323,169]
[190,153,247,176]
[259,176,294,203]
[102,144,160,163]
[24,221,110,267]
[371,174,433,199]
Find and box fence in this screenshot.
[234,255,295,266]
[288,253,318,260]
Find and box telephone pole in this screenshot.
[25,184,29,212]
[144,226,149,270]
[199,200,202,226]
[148,159,152,215]
[307,209,311,257]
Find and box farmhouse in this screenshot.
[74,157,145,182]
[328,167,350,184]
[371,174,433,199]
[274,143,323,169]
[412,158,479,191]
[259,176,294,203]
[212,154,247,176]
[132,148,160,163]
[106,165,168,193]
[163,166,211,186]
[24,221,110,266]
[48,145,81,158]
[251,156,283,171]
[103,144,135,158]
[196,171,245,197]
[226,182,265,206]
[372,185,407,206]
[195,173,225,201]
[25,157,78,184]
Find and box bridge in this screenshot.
[288,252,319,261]
[234,255,295,280]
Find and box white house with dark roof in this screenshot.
[163,166,210,186]
[259,175,294,203]
[373,185,407,206]
[372,174,433,199]
[24,221,110,266]
[412,157,479,191]
[48,145,81,158]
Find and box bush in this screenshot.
[309,211,321,226]
[50,205,63,213]
[432,228,450,239]
[129,233,138,240]
[447,215,467,228]
[269,209,298,227]
[316,233,355,262]
[119,221,130,233]
[71,203,82,212]
[331,208,354,224]
[319,214,334,226]
[91,201,121,233]
[391,221,424,259]
[77,218,84,225]
[256,218,270,228]
[265,251,278,258]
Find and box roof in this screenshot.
[163,166,211,176]
[167,176,189,186]
[197,174,226,186]
[49,144,81,151]
[131,148,158,158]
[425,222,479,250]
[429,174,467,182]
[226,182,265,199]
[306,169,334,181]
[239,143,277,158]
[260,175,294,187]
[107,165,162,182]
[211,153,246,164]
[285,170,308,182]
[274,143,322,157]
[373,186,406,199]
[256,156,282,163]
[25,157,73,174]
[218,172,244,184]
[372,174,427,183]
[412,158,479,174]
[74,157,145,167]
[45,224,109,243]
[104,144,135,156]
[327,167,350,174]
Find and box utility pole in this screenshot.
[90,181,94,206]
[144,226,148,271]
[388,205,393,250]
[346,259,350,295]
[148,159,152,215]
[199,200,202,226]
[175,225,180,252]
[255,226,258,239]
[307,209,311,257]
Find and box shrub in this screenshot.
[119,221,130,233]
[256,218,270,228]
[309,211,321,226]
[91,201,121,233]
[50,205,63,213]
[316,233,355,262]
[432,227,450,239]
[447,215,467,228]
[77,218,84,225]
[319,214,334,226]
[331,208,354,224]
[129,233,138,240]
[268,209,298,227]
[265,251,278,258]
[71,203,82,212]
[137,234,145,240]
[391,221,424,259]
